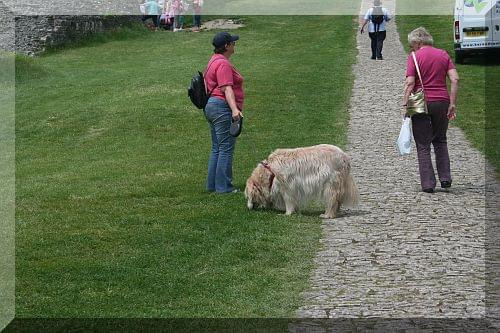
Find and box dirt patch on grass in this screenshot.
[201,19,244,31]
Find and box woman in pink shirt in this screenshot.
[403,27,460,193]
[203,32,244,193]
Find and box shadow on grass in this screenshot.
[246,206,321,218]
[42,24,149,56]
[15,24,150,82]
[15,54,47,82]
[460,51,500,66]
[247,207,369,219]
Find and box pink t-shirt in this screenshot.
[193,0,203,14]
[171,0,181,15]
[406,46,456,102]
[205,54,245,110]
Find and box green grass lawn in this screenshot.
[396,15,500,175]
[0,51,15,330]
[15,16,358,317]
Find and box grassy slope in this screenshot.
[396,16,500,175]
[15,16,358,317]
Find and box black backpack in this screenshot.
[188,71,210,109]
[371,6,385,30]
[188,59,220,110]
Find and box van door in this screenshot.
[492,0,500,46]
[461,0,489,49]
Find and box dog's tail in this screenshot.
[341,157,360,208]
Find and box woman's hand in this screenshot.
[403,76,415,116]
[232,109,242,121]
[360,19,368,34]
[447,69,459,121]
[221,85,242,121]
[447,104,456,121]
[401,105,408,118]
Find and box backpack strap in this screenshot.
[203,58,224,97]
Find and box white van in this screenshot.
[454,0,500,63]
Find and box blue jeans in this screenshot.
[193,14,201,28]
[174,15,184,29]
[204,97,236,193]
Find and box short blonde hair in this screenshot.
[408,27,434,46]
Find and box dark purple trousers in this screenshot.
[411,101,452,190]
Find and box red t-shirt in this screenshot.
[205,54,245,110]
[406,46,456,102]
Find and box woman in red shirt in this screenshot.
[204,32,244,193]
[403,27,460,193]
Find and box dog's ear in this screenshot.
[245,180,255,209]
[246,179,258,193]
[270,169,285,184]
[251,181,259,190]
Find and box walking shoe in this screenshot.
[371,56,376,60]
[440,181,452,188]
[422,188,434,193]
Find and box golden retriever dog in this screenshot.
[245,144,359,218]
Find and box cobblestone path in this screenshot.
[297,0,495,320]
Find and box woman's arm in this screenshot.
[403,75,415,106]
[402,75,415,117]
[360,9,370,33]
[220,85,242,120]
[447,68,459,120]
[384,8,392,21]
[360,19,369,33]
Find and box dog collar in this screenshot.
[260,161,275,189]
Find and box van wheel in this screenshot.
[455,51,464,64]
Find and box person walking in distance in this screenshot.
[360,0,391,60]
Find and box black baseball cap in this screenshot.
[212,31,239,48]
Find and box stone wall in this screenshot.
[10,15,141,55]
[0,2,14,52]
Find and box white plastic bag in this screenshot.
[397,117,412,155]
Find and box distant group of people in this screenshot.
[140,0,204,32]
